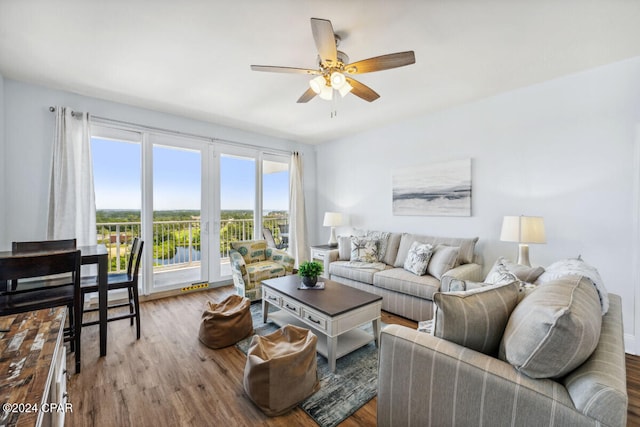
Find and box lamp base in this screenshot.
[327,227,338,247]
[517,244,531,267]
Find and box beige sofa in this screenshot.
[326,231,483,321]
[377,284,627,427]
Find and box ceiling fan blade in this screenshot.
[310,18,337,64]
[345,77,380,102]
[345,51,415,74]
[297,87,317,103]
[250,65,321,75]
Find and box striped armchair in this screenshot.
[377,294,627,427]
[229,240,294,302]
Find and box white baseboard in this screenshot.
[625,333,637,355]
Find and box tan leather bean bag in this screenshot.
[243,324,319,416]
[198,294,253,349]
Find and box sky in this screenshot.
[91,138,289,211]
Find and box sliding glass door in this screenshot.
[219,153,256,276]
[262,155,290,249]
[149,134,211,291]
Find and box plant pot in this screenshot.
[302,276,318,287]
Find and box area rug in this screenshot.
[236,303,381,427]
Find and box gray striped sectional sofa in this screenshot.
[327,232,483,321]
[377,292,627,426]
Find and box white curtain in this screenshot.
[288,151,309,267]
[47,107,97,246]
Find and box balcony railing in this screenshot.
[97,216,288,274]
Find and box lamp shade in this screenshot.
[323,212,343,227]
[318,85,333,100]
[309,75,326,94]
[330,72,346,89]
[500,216,546,244]
[338,81,353,97]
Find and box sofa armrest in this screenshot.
[229,249,249,287]
[440,262,483,291]
[229,250,246,274]
[327,248,340,263]
[378,324,596,427]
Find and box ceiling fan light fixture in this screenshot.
[338,81,353,97]
[309,75,326,94]
[318,85,333,100]
[330,72,346,89]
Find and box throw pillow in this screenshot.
[535,258,609,315]
[433,281,520,356]
[427,245,459,279]
[366,230,391,262]
[393,233,418,267]
[350,237,379,263]
[337,235,352,261]
[403,241,434,276]
[499,275,602,379]
[485,257,544,285]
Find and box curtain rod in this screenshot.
[49,106,296,157]
[49,106,83,118]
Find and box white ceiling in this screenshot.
[1,0,639,144]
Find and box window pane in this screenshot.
[152,145,202,287]
[220,155,255,263]
[262,158,289,249]
[91,137,141,273]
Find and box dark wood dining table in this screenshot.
[0,244,110,357]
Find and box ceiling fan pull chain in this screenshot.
[330,88,340,118]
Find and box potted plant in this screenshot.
[298,261,323,287]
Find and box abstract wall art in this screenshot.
[392,158,471,216]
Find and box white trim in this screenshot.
[91,115,292,157]
[141,133,153,296]
[632,123,640,355]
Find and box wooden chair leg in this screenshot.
[68,302,75,352]
[132,286,141,340]
[74,299,82,374]
[128,287,135,326]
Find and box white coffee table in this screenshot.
[261,275,382,373]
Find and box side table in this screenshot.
[310,244,336,279]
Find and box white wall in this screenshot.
[1,79,318,249]
[316,57,640,352]
[0,74,5,246]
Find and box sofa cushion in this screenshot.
[373,268,441,300]
[337,235,352,260]
[393,233,478,267]
[366,230,391,262]
[427,245,460,279]
[403,241,434,275]
[433,281,519,356]
[231,240,267,264]
[383,233,402,266]
[499,275,602,379]
[246,261,286,283]
[350,236,379,262]
[329,260,388,285]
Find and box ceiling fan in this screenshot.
[250,18,416,104]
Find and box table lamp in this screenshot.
[500,215,546,266]
[323,212,343,247]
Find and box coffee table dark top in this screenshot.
[262,275,382,317]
